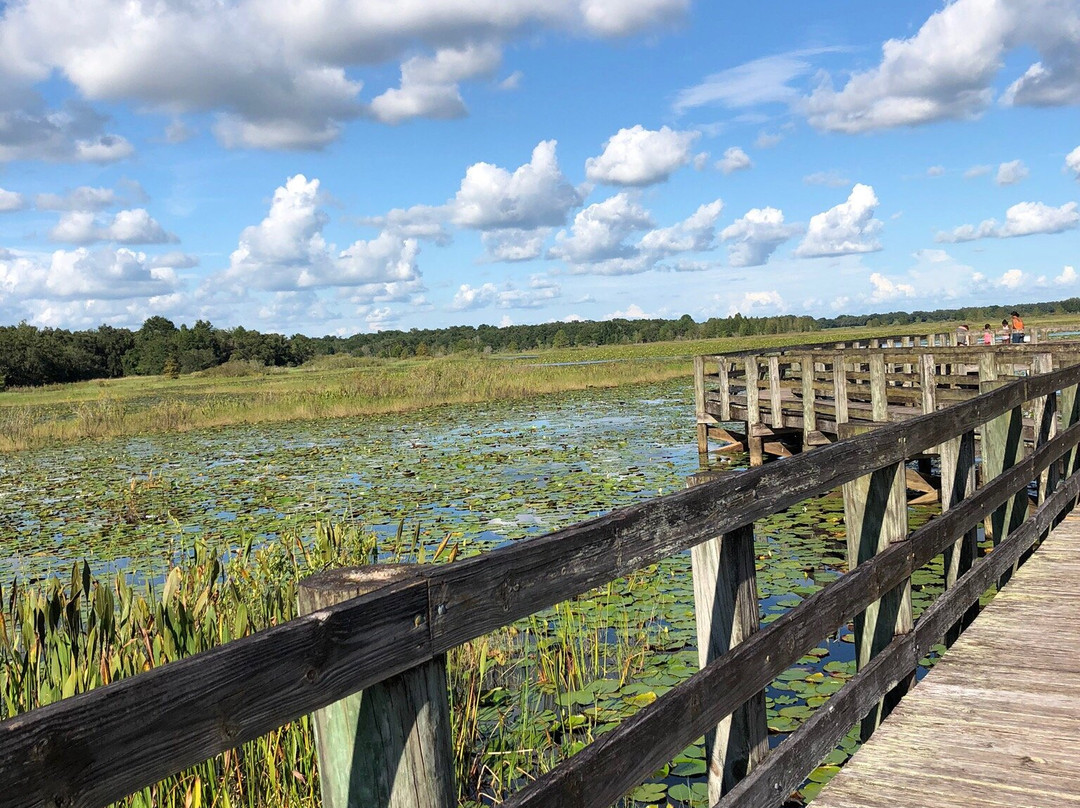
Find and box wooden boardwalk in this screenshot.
[815,511,1080,808]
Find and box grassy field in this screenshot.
[0,323,954,452]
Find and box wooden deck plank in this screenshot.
[814,511,1080,808]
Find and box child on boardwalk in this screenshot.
[983,324,994,345]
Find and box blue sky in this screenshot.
[0,0,1078,336]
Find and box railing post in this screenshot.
[298,567,455,808]
[768,355,783,428]
[842,354,912,740]
[801,353,817,450]
[745,356,763,466]
[694,355,709,456]
[979,357,1026,587]
[719,358,732,421]
[832,353,848,429]
[685,495,768,803]
[1032,353,1057,505]
[1061,361,1080,495]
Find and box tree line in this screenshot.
[3,299,1079,389]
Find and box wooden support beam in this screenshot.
[1031,353,1057,507]
[298,567,455,808]
[694,355,709,456]
[938,429,978,645]
[683,478,768,803]
[745,356,763,466]
[719,358,732,421]
[801,353,816,451]
[979,363,1026,588]
[768,355,784,428]
[832,354,849,427]
[842,360,912,740]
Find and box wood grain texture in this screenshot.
[716,468,1080,808]
[0,578,431,808]
[500,420,1080,808]
[297,567,454,808]
[5,353,1080,808]
[690,522,767,802]
[815,504,1080,808]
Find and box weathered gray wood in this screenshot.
[869,354,888,422]
[801,354,817,450]
[502,420,1080,808]
[7,365,1080,808]
[980,366,1027,587]
[845,351,912,737]
[939,429,978,644]
[719,359,732,421]
[1031,353,1057,505]
[842,457,912,739]
[919,354,936,415]
[688,516,767,802]
[815,490,1080,808]
[745,356,764,466]
[721,469,1080,808]
[768,355,783,428]
[298,567,454,808]
[0,577,433,808]
[833,354,849,425]
[694,355,709,454]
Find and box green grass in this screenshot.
[0,323,959,452]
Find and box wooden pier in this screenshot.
[693,331,1080,466]
[814,511,1080,808]
[6,328,1080,808]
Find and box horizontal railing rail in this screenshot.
[4,361,1080,808]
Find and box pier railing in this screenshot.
[694,339,1080,462]
[4,356,1080,808]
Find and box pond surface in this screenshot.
[0,379,699,582]
[0,377,945,806]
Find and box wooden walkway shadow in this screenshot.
[815,511,1080,808]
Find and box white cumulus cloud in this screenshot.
[996,159,1029,186]
[936,201,1080,242]
[48,208,176,244]
[585,125,700,186]
[720,207,800,267]
[1066,146,1080,180]
[867,272,915,303]
[638,200,724,255]
[717,146,752,175]
[729,290,784,316]
[452,140,582,230]
[795,184,883,258]
[224,174,423,297]
[804,0,1080,133]
[1056,265,1077,285]
[370,43,501,124]
[550,192,653,266]
[0,187,25,211]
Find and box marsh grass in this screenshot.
[0,356,685,451]
[0,324,936,452]
[0,516,667,807]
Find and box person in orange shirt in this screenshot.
[1010,311,1025,343]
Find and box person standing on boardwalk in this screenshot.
[1000,319,1011,343]
[1010,311,1025,343]
[983,324,994,345]
[956,323,970,345]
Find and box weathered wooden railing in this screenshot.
[694,340,1080,463]
[4,361,1080,808]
